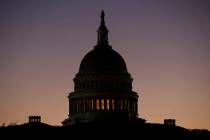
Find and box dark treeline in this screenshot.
[1,122,210,140]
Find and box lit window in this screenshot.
[112,99,114,110]
[96,99,99,110]
[101,99,104,110]
[106,99,109,110]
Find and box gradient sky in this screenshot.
[0,0,210,130]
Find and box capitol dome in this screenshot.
[63,11,139,126]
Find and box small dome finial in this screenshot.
[101,10,105,20]
[101,10,105,24]
[96,10,109,46]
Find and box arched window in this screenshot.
[106,99,109,110]
[96,99,99,110]
[101,99,104,110]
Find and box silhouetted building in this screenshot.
[62,11,140,125]
[18,115,51,128]
[164,119,176,126]
[29,116,41,123]
[1,10,210,140]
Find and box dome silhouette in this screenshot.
[79,46,128,74]
[63,11,139,125]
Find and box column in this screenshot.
[104,97,107,110]
[127,100,130,112]
[87,98,90,112]
[99,98,102,110]
[114,98,118,111]
[91,98,93,111]
[124,99,127,112]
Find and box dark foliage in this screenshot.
[1,122,209,140]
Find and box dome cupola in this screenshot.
[78,10,128,75]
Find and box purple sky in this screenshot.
[0,0,210,130]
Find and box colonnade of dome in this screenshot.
[69,97,137,114]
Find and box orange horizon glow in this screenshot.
[0,0,210,130]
